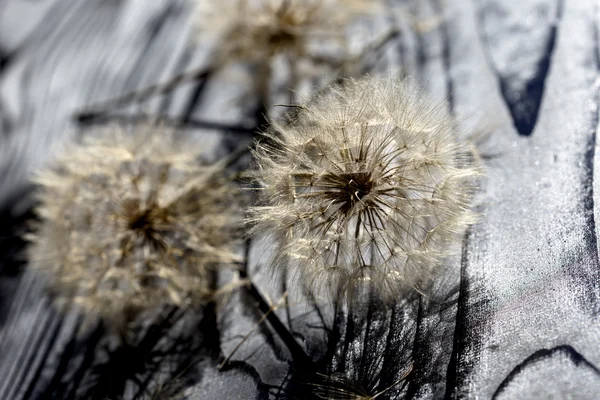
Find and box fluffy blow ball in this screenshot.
[249,77,480,302]
[28,127,241,325]
[196,0,370,63]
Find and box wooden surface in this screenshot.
[1,0,600,399]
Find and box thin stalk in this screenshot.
[218,294,278,369]
[239,240,313,369]
[75,112,256,135]
[74,66,215,122]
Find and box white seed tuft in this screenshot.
[195,0,372,63]
[249,76,480,303]
[27,126,242,327]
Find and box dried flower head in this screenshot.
[249,77,480,302]
[28,126,241,326]
[196,0,368,63]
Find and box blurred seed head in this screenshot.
[28,126,242,327]
[249,77,480,303]
[196,0,374,63]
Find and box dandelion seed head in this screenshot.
[28,127,241,326]
[249,77,480,303]
[196,0,370,63]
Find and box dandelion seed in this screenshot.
[249,76,480,303]
[27,126,242,327]
[305,367,412,400]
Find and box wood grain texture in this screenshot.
[1,0,600,399]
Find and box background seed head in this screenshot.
[249,77,481,303]
[28,127,241,327]
[196,0,369,63]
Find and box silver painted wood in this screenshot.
[0,0,599,399]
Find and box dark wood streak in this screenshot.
[569,6,600,316]
[585,0,600,274]
[474,0,565,137]
[117,2,182,100]
[75,113,256,134]
[19,313,71,400]
[5,311,61,399]
[0,47,9,73]
[179,67,210,124]
[508,0,563,136]
[0,1,77,73]
[430,0,454,112]
[61,322,105,400]
[405,284,459,400]
[443,229,489,400]
[405,297,424,400]
[156,45,194,115]
[491,345,600,399]
[29,317,96,400]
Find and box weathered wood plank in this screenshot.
[1,0,600,399]
[449,0,600,398]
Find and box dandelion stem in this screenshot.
[74,66,215,122]
[243,275,313,368]
[368,28,400,56]
[239,240,313,369]
[218,294,280,370]
[74,112,257,134]
[219,143,253,169]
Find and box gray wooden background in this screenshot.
[1,0,600,399]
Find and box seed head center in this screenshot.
[126,205,168,247]
[128,209,155,231]
[267,29,297,51]
[346,173,373,200]
[323,171,375,213]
